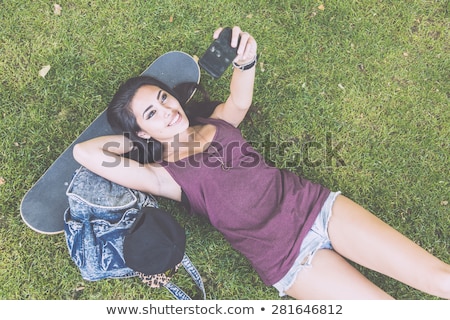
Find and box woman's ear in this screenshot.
[137,131,151,140]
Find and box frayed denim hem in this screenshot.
[273,191,341,297]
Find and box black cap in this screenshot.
[123,207,186,275]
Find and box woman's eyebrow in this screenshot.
[142,90,162,118]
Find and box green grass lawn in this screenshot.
[0,0,448,300]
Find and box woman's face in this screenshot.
[130,85,189,142]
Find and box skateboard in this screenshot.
[21,51,201,234]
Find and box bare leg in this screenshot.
[327,195,450,299]
[285,249,394,299]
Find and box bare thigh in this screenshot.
[328,195,450,298]
[285,249,393,299]
[286,194,450,299]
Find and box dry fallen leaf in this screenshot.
[318,4,325,11]
[358,63,366,72]
[39,65,51,78]
[441,200,448,206]
[169,16,173,23]
[0,177,5,186]
[54,4,62,15]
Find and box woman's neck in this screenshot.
[162,124,216,162]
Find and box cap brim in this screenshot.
[123,207,186,275]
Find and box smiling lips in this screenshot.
[168,112,181,126]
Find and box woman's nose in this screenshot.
[162,105,173,118]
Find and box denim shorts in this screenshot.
[273,191,341,296]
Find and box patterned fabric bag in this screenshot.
[63,166,205,299]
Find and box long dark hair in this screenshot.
[106,75,219,163]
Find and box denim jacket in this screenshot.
[64,166,158,281]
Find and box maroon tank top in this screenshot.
[161,117,330,285]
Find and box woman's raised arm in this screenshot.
[73,135,178,199]
[211,26,257,127]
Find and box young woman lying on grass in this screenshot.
[73,26,450,299]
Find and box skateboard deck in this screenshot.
[21,51,200,234]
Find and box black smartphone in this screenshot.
[199,27,239,79]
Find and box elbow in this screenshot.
[72,143,89,166]
[231,96,252,111]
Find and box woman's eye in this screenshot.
[161,93,167,103]
[146,110,156,120]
